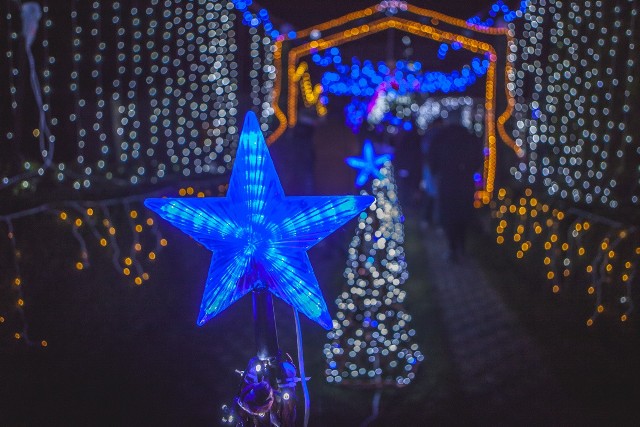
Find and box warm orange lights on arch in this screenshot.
[268,3,522,202]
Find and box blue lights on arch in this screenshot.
[321,57,490,98]
[231,0,285,38]
[325,57,490,132]
[439,0,529,59]
[145,112,374,329]
[467,0,529,26]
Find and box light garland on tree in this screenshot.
[325,163,423,388]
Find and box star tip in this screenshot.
[317,313,333,330]
[361,194,376,206]
[319,319,333,331]
[196,314,208,326]
[242,110,260,127]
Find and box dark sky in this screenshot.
[257,0,501,29]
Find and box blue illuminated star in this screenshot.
[345,140,393,187]
[145,112,373,329]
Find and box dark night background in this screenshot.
[2,1,640,426]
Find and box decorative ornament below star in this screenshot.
[145,112,374,329]
[345,140,393,187]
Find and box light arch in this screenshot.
[269,2,520,202]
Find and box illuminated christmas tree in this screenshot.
[324,162,423,388]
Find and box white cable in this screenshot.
[2,2,54,190]
[294,309,310,427]
[360,390,382,427]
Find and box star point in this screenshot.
[145,111,373,329]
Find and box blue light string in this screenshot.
[322,57,489,98]
[467,0,529,26]
[326,57,489,132]
[438,0,529,58]
[230,0,290,38]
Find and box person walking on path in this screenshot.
[420,118,445,227]
[426,120,483,262]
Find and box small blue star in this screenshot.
[345,140,393,187]
[145,112,373,329]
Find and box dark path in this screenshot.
[421,226,578,425]
[2,213,638,426]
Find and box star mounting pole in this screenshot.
[253,286,279,360]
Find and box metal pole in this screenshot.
[252,287,280,360]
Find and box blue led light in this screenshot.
[466,0,529,27]
[345,140,393,187]
[231,0,281,38]
[332,57,489,133]
[322,58,490,99]
[145,112,374,329]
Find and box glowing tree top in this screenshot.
[345,140,393,187]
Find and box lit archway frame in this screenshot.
[269,3,520,202]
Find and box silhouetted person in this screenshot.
[394,128,423,209]
[427,122,483,262]
[420,118,445,226]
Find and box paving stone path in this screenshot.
[422,227,577,425]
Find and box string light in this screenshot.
[438,0,529,59]
[491,188,640,325]
[364,93,485,136]
[324,57,490,133]
[1,1,246,345]
[4,2,18,149]
[230,0,280,38]
[2,220,35,345]
[491,0,639,325]
[467,0,529,27]
[511,0,639,207]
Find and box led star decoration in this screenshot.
[145,112,374,329]
[345,140,393,187]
